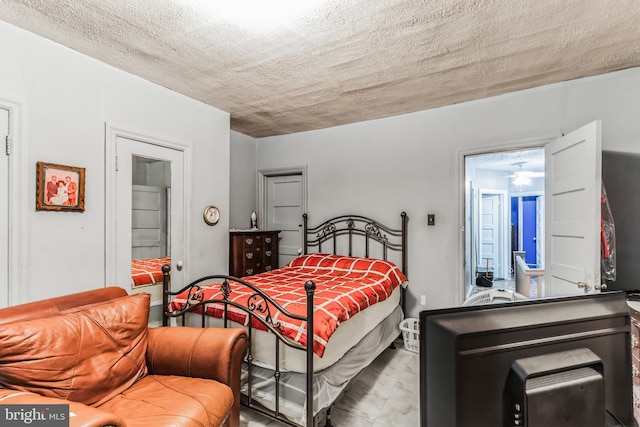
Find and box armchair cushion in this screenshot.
[0,293,150,406]
[96,375,233,427]
[0,390,127,427]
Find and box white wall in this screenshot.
[230,130,257,229]
[0,20,231,303]
[255,67,640,317]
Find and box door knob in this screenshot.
[176,260,184,271]
[577,281,591,291]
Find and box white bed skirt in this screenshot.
[241,304,404,425]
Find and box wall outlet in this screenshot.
[420,294,427,306]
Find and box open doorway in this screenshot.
[465,148,544,297]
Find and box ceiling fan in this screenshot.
[510,162,544,186]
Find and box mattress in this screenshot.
[183,285,402,373]
[171,253,408,357]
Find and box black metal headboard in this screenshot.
[303,212,408,277]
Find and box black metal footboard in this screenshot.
[161,212,409,427]
[161,265,316,427]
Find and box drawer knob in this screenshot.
[265,250,272,256]
[245,252,253,259]
[265,237,271,243]
[246,268,253,275]
[246,238,253,245]
[266,266,272,271]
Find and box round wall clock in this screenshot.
[203,205,220,225]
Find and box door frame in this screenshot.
[258,165,308,233]
[0,95,25,306]
[105,124,190,289]
[477,189,509,280]
[458,135,554,304]
[513,191,545,266]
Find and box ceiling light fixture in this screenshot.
[512,174,532,186]
[511,162,539,186]
[197,0,323,30]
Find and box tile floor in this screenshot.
[239,339,420,427]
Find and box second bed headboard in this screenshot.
[302,212,408,277]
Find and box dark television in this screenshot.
[420,292,637,427]
[602,150,640,292]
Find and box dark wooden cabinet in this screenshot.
[229,230,280,277]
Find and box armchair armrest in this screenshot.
[0,389,126,427]
[146,327,247,427]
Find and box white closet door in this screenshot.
[545,121,602,296]
[0,108,8,307]
[266,174,303,266]
[116,137,186,291]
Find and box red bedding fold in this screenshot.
[131,257,171,287]
[169,254,408,357]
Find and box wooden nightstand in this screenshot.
[229,230,280,277]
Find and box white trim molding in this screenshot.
[257,165,309,224]
[457,134,555,305]
[104,123,191,290]
[0,95,26,306]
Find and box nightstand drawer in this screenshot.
[243,235,263,248]
[230,230,280,277]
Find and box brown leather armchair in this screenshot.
[0,287,247,427]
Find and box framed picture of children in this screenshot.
[36,161,86,212]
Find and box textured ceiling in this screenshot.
[1,0,639,138]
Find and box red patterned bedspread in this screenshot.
[170,253,408,357]
[131,257,171,287]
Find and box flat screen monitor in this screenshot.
[420,291,637,427]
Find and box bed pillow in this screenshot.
[0,293,150,406]
[287,253,408,287]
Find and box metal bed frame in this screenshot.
[162,212,408,427]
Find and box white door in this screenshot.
[480,193,500,276]
[536,196,545,268]
[132,185,167,259]
[265,174,303,266]
[0,108,8,307]
[545,121,601,296]
[479,190,508,280]
[116,137,186,291]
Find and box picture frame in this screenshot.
[36,161,86,212]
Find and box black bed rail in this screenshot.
[161,265,316,427]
